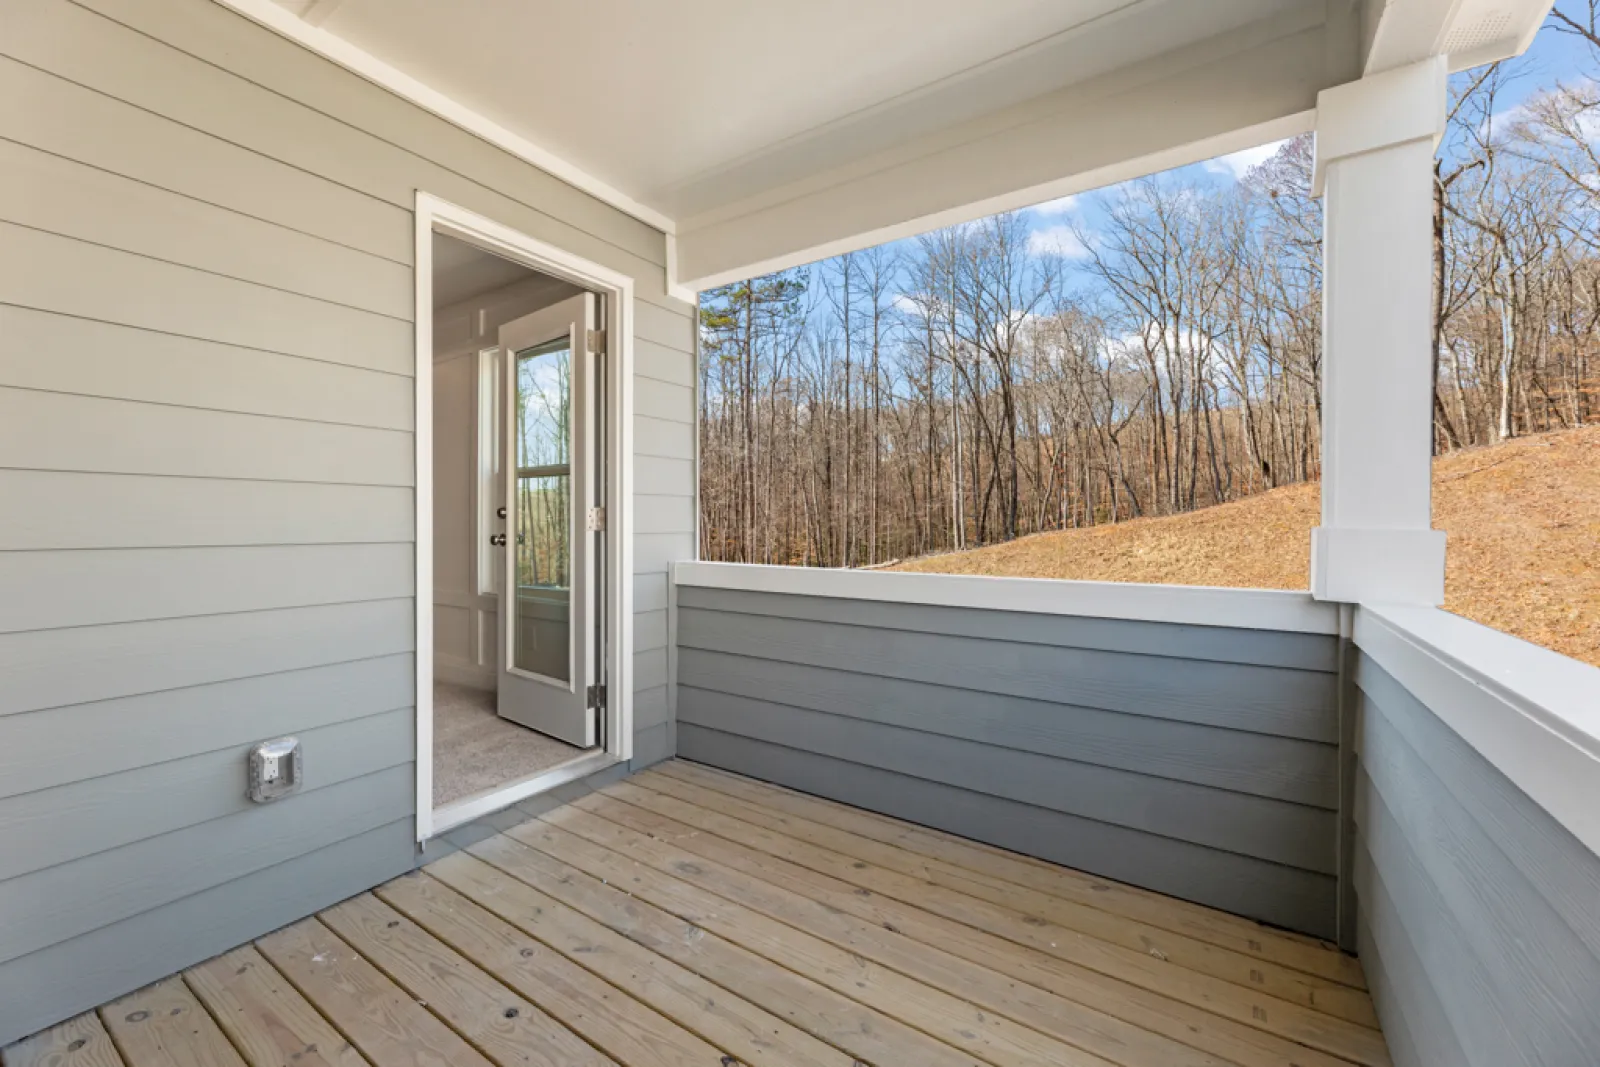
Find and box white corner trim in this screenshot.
[413,199,435,844]
[1354,604,1600,860]
[663,235,698,305]
[673,562,1339,635]
[209,0,675,235]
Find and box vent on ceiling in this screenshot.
[1442,8,1514,54]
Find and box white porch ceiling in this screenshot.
[250,0,1552,290]
[273,0,1298,217]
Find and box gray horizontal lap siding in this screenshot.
[675,586,1341,937]
[1353,655,1600,1067]
[0,0,690,1042]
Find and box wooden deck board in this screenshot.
[6,760,1390,1067]
[100,978,247,1067]
[658,759,1370,989]
[450,836,988,1067]
[354,877,724,1067]
[511,809,1114,1067]
[631,770,1378,1025]
[184,945,371,1067]
[255,919,496,1067]
[1,1012,125,1067]
[571,788,1237,1067]
[386,864,857,1067]
[313,895,616,1067]
[582,781,1378,1067]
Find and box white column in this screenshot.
[1310,57,1448,606]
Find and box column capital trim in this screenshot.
[1312,55,1447,195]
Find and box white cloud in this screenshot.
[1483,81,1600,146]
[1030,193,1080,217]
[1203,139,1288,181]
[1027,225,1091,259]
[891,293,922,314]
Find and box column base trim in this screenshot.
[1311,527,1446,605]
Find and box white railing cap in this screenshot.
[673,561,1339,635]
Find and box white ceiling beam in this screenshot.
[672,7,1353,292]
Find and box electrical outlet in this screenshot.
[248,736,303,802]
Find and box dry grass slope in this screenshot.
[894,426,1600,667]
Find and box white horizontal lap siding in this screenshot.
[0,0,688,1044]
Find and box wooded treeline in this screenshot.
[697,17,1600,566]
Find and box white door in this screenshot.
[495,294,600,747]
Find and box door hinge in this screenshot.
[586,328,607,354]
[586,506,607,532]
[586,684,607,710]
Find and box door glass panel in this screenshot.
[512,338,571,682]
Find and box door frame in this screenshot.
[414,192,634,842]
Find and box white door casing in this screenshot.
[416,192,635,843]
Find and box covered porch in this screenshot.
[1,0,1593,1063]
[5,761,1386,1067]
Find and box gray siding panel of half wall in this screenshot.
[675,586,1341,937]
[1353,653,1600,1067]
[0,0,691,1043]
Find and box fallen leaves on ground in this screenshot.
[893,425,1600,667]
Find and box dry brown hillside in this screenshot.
[893,426,1600,667]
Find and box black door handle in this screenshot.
[489,534,507,546]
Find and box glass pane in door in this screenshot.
[511,338,571,682]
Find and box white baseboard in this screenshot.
[434,656,493,692]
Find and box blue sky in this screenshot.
[845,16,1595,295]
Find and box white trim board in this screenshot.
[210,0,674,234]
[1354,604,1600,862]
[416,193,636,843]
[673,561,1340,635]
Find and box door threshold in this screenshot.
[429,748,618,836]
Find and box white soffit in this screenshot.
[1361,0,1555,74]
[228,0,1320,218]
[223,0,1548,288]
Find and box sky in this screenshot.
[831,16,1596,294]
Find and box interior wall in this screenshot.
[431,265,580,693]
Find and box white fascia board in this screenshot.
[209,0,675,235]
[1355,604,1600,861]
[674,562,1340,635]
[672,9,1338,291]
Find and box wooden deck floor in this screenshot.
[4,760,1391,1067]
